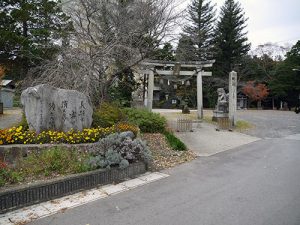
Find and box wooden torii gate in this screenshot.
[139,60,215,119]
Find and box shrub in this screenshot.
[0,123,139,145]
[86,132,152,170]
[18,113,29,130]
[0,160,22,186]
[123,108,166,133]
[18,147,90,177]
[92,102,125,128]
[163,131,187,151]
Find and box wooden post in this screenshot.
[197,71,203,119]
[147,70,154,112]
[229,71,237,126]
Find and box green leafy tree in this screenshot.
[285,40,300,65]
[0,0,72,80]
[269,41,300,106]
[213,0,250,77]
[183,0,216,60]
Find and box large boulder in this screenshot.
[21,84,93,133]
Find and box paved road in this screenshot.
[175,123,260,156]
[29,138,300,225]
[29,111,300,225]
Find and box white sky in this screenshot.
[175,0,300,49]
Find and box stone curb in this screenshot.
[0,162,146,214]
[0,172,169,225]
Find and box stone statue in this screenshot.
[216,88,229,113]
[212,88,229,121]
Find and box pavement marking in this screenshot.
[0,172,169,225]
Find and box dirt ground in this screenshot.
[0,108,22,129]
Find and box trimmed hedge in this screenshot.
[92,102,125,128]
[123,108,166,133]
[92,103,167,133]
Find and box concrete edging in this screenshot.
[0,161,147,214]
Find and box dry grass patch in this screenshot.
[235,120,254,131]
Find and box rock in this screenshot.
[119,131,135,140]
[21,84,93,133]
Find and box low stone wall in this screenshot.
[0,143,102,165]
[0,162,147,214]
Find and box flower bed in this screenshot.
[0,132,151,188]
[0,123,138,145]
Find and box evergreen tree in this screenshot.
[0,0,72,80]
[183,0,216,60]
[152,43,175,61]
[213,0,250,77]
[175,35,197,61]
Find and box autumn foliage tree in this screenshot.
[242,81,269,109]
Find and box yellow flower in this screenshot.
[16,126,23,132]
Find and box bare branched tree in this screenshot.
[23,0,181,106]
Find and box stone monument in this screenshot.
[21,84,93,133]
[229,71,237,126]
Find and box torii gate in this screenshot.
[139,60,215,119]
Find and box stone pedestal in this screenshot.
[212,110,228,122]
[216,116,231,130]
[213,111,230,130]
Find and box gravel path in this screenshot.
[154,109,300,139]
[236,110,300,138]
[0,108,22,129]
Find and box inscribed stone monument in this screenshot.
[229,71,237,126]
[21,84,93,133]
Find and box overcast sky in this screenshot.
[176,0,300,49]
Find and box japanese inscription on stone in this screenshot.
[21,84,93,133]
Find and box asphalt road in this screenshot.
[29,111,300,225]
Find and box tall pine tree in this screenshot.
[183,0,216,61]
[213,0,250,77]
